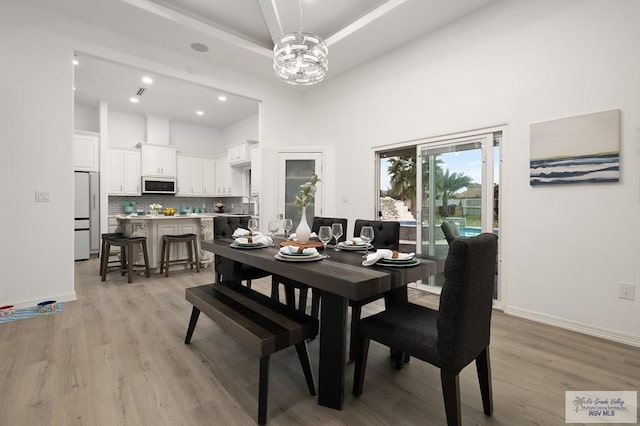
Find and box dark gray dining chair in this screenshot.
[441,220,461,246]
[271,217,348,318]
[353,233,498,426]
[213,215,270,287]
[347,219,400,360]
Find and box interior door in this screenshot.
[277,152,323,229]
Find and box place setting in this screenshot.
[275,245,323,262]
[230,219,273,249]
[362,249,419,268]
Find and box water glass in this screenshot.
[248,218,259,235]
[331,223,343,251]
[360,226,374,259]
[318,226,333,258]
[267,220,279,239]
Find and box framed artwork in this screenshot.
[530,109,620,186]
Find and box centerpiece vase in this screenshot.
[296,206,311,244]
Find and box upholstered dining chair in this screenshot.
[346,219,401,360]
[353,233,499,426]
[213,215,270,288]
[271,217,348,318]
[441,220,461,246]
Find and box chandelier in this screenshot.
[273,1,328,85]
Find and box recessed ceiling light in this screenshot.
[190,42,209,52]
[218,95,227,102]
[73,59,79,66]
[196,110,204,116]
[142,76,153,84]
[130,97,139,103]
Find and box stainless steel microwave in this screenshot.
[142,177,176,194]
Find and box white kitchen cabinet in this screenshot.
[108,149,141,195]
[73,131,99,172]
[141,145,176,177]
[227,143,250,166]
[157,222,199,263]
[215,156,242,196]
[250,145,261,195]
[177,155,215,197]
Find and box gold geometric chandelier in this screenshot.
[273,0,328,85]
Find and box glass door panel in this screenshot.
[278,152,322,229]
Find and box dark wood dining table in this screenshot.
[200,238,438,410]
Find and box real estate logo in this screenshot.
[566,391,637,423]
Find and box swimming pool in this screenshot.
[398,221,482,237]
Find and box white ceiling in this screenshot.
[25,0,498,129]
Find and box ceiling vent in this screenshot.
[136,87,145,96]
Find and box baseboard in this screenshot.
[504,305,640,348]
[8,292,77,310]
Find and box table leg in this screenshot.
[318,292,348,409]
[385,286,410,367]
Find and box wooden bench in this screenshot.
[184,283,319,425]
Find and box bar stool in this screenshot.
[99,232,125,276]
[159,234,200,277]
[100,234,150,283]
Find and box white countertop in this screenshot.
[116,213,256,220]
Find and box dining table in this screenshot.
[200,237,438,410]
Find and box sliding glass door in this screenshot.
[416,133,500,297]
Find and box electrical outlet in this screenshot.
[35,190,50,202]
[618,282,636,301]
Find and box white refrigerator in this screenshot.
[74,171,100,260]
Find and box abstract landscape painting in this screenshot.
[530,109,620,186]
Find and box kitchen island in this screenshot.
[116,213,244,271]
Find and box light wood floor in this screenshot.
[0,259,637,425]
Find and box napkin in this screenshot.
[232,228,263,238]
[362,249,416,266]
[236,235,273,246]
[342,237,368,246]
[279,246,318,256]
[287,232,318,241]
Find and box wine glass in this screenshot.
[331,223,343,251]
[267,220,279,245]
[318,226,333,258]
[247,218,259,235]
[360,226,375,259]
[283,218,293,238]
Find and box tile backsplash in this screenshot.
[108,195,253,215]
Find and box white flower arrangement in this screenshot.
[149,203,162,210]
[294,174,320,211]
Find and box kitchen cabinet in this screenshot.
[215,156,242,196]
[73,131,99,172]
[108,149,141,195]
[157,222,199,263]
[227,143,251,166]
[176,155,215,197]
[250,145,261,195]
[141,145,176,177]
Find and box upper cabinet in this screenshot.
[227,142,251,166]
[176,155,216,197]
[141,145,176,177]
[108,149,141,196]
[73,131,99,172]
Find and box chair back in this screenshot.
[441,220,460,246]
[214,216,250,239]
[436,233,498,373]
[353,219,400,251]
[311,217,348,243]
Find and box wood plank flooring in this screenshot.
[0,258,637,425]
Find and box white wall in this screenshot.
[0,8,76,306]
[221,113,259,150]
[74,103,99,132]
[107,110,145,149]
[300,0,640,345]
[171,121,221,157]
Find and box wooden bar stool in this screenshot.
[159,234,200,277]
[99,232,125,276]
[100,235,150,283]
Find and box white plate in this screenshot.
[376,259,420,268]
[275,253,323,262]
[279,252,316,258]
[230,242,267,249]
[338,243,374,251]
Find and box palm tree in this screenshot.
[388,156,416,205]
[438,169,474,213]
